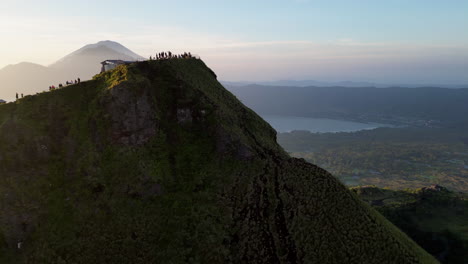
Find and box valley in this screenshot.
[277,127,468,192]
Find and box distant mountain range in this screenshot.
[0,40,145,101]
[222,80,468,89]
[226,84,468,127]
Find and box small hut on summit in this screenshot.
[100,60,136,73]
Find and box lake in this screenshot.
[261,115,391,133]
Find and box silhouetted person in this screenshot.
[78,78,80,83]
[16,93,18,100]
[21,93,23,98]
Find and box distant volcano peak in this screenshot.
[0,40,147,100]
[51,40,145,66]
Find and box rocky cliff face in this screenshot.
[0,59,436,263]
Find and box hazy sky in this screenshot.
[1,0,467,84]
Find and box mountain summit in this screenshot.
[0,58,435,263]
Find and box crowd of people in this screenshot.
[149,51,195,60]
[49,78,80,91]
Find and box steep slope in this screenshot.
[352,185,468,263]
[0,59,436,263]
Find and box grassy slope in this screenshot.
[0,59,436,263]
[352,186,468,263]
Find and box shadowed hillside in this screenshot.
[0,59,436,263]
[353,185,468,263]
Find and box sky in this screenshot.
[1,0,467,84]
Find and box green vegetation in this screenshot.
[352,185,468,263]
[0,59,435,263]
[279,128,468,192]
